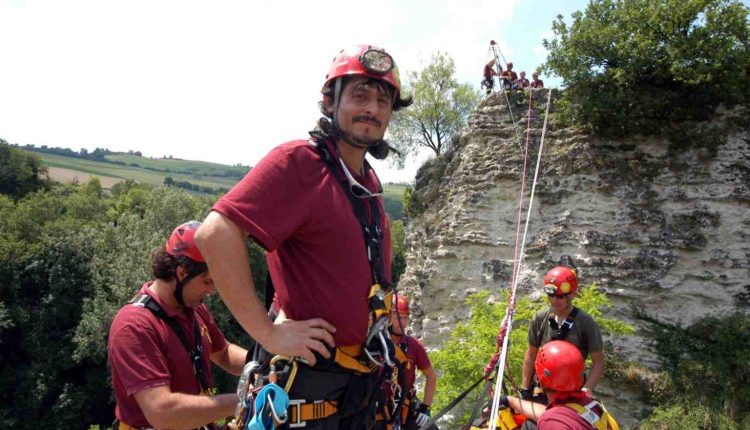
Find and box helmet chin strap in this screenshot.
[332,78,386,151]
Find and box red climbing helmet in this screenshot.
[535,340,585,392]
[394,294,410,314]
[324,44,402,98]
[544,266,578,296]
[166,221,205,263]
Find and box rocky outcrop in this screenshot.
[398,89,750,428]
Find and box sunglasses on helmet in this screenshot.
[338,157,382,199]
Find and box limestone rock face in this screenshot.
[398,90,750,428]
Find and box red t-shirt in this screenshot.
[108,283,228,428]
[213,139,392,346]
[537,394,596,430]
[394,335,432,392]
[531,79,545,88]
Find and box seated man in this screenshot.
[514,71,530,90]
[505,341,619,429]
[108,221,248,430]
[500,62,518,90]
[530,72,544,89]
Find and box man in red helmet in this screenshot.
[530,72,544,89]
[520,266,605,403]
[195,45,413,429]
[389,294,438,430]
[504,341,618,429]
[108,221,248,430]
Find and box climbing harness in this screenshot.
[563,400,619,430]
[130,294,211,396]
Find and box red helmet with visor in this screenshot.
[324,44,402,99]
[543,266,578,296]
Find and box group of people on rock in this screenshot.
[106,44,616,430]
[482,59,544,95]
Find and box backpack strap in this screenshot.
[548,307,579,341]
[564,400,619,430]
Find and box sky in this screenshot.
[0,0,590,183]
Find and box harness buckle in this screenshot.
[288,399,306,428]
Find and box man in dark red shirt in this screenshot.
[195,45,413,429]
[514,71,530,90]
[390,295,437,430]
[504,341,619,429]
[108,221,247,430]
[500,62,518,90]
[530,72,544,89]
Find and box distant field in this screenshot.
[47,167,123,188]
[30,150,406,218]
[106,154,248,177]
[31,152,239,190]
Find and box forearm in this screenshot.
[422,371,436,406]
[153,392,238,429]
[196,212,273,347]
[507,396,545,422]
[585,354,605,391]
[521,349,536,388]
[212,343,249,376]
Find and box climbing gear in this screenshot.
[547,307,579,341]
[309,139,395,369]
[480,89,553,430]
[167,220,205,263]
[130,294,210,395]
[535,340,585,392]
[417,375,485,430]
[112,420,155,430]
[544,266,579,295]
[564,400,619,430]
[339,156,383,198]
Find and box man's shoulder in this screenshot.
[572,307,597,324]
[109,303,164,341]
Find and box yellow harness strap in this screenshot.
[564,401,620,430]
[333,344,376,374]
[288,400,338,426]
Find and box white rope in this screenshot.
[488,88,553,430]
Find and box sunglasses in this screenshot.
[338,157,382,198]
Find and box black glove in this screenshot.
[520,388,533,400]
[498,395,509,408]
[415,404,431,426]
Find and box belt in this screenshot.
[288,399,338,428]
[114,420,154,430]
[333,344,376,374]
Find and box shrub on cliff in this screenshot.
[544,0,750,136]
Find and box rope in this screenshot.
[487,88,553,430]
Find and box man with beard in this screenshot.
[195,45,413,429]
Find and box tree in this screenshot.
[543,0,750,135]
[388,53,479,164]
[0,140,48,198]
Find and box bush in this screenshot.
[544,0,750,136]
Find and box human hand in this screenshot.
[415,403,431,427]
[519,388,533,400]
[263,317,336,366]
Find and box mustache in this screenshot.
[353,115,382,127]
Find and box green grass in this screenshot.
[30,152,238,189]
[106,153,248,177]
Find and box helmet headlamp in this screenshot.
[360,48,394,75]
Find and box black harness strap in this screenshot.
[548,307,579,341]
[131,295,210,393]
[310,139,387,287]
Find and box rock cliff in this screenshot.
[397,89,750,428]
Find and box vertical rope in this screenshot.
[488,88,553,430]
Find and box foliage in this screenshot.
[430,285,632,428]
[543,0,750,136]
[391,220,406,286]
[638,402,745,430]
[638,312,750,426]
[0,178,268,429]
[388,52,479,164]
[0,140,49,199]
